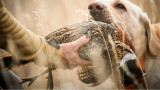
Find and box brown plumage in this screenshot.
[45,21,139,87]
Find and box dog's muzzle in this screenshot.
[88,2,114,24]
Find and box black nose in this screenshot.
[88,2,104,11]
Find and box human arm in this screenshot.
[0,0,90,69]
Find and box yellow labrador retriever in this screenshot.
[88,0,160,88]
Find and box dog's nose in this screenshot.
[88,2,104,11]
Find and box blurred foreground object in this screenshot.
[0,49,23,89]
[0,70,23,89]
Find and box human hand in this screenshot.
[60,35,91,68]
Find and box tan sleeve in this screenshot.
[0,0,64,68]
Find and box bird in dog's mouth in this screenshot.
[46,21,144,88]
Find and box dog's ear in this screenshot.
[140,13,160,56]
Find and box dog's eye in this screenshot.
[116,3,126,11]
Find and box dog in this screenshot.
[88,0,160,88]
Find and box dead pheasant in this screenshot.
[46,21,145,88]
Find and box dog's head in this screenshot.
[88,0,160,57]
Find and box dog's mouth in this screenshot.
[89,12,113,24]
[88,12,118,30]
